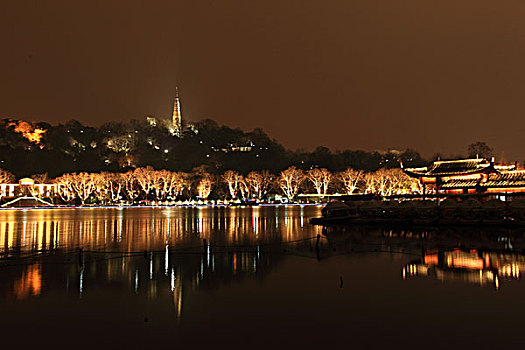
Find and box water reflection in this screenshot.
[0,206,323,255]
[403,249,524,289]
[322,224,525,289]
[0,206,324,318]
[4,207,525,323]
[4,209,525,347]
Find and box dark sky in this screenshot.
[2,0,525,160]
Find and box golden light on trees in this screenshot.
[54,173,76,203]
[1,163,423,206]
[134,166,154,200]
[222,170,241,199]
[122,171,140,201]
[278,166,304,201]
[8,121,46,146]
[0,169,15,185]
[338,168,362,195]
[246,171,271,201]
[70,172,97,204]
[306,168,331,197]
[197,175,214,199]
[238,176,250,201]
[364,168,418,196]
[0,168,15,200]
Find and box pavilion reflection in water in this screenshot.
[323,224,525,289]
[403,248,523,289]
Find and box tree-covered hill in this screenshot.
[0,117,427,178]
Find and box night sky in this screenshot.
[2,1,525,160]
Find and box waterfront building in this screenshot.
[403,158,525,194]
[0,178,57,199]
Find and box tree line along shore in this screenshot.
[0,166,420,205]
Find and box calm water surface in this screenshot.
[1,205,524,348]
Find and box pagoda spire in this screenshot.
[172,87,182,136]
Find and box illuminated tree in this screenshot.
[150,169,166,201]
[238,176,250,201]
[31,173,49,184]
[385,168,421,194]
[364,168,417,196]
[121,171,140,202]
[28,173,49,198]
[92,173,109,204]
[197,174,214,199]
[106,134,134,153]
[0,168,15,200]
[70,172,97,204]
[161,171,186,200]
[246,171,271,201]
[134,166,154,200]
[338,168,362,195]
[54,173,76,203]
[363,172,375,194]
[149,170,186,201]
[373,168,390,196]
[222,170,241,199]
[107,172,124,202]
[8,120,46,146]
[92,172,123,204]
[306,168,332,197]
[0,168,15,184]
[278,166,304,201]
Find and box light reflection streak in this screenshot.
[79,266,84,297]
[149,254,153,280]
[134,270,139,293]
[165,242,169,276]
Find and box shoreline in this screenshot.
[0,203,326,211]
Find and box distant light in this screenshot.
[164,149,169,153]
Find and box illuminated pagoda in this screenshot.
[402,158,525,194]
[172,87,182,136]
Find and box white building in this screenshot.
[0,178,57,198]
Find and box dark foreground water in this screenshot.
[1,205,525,348]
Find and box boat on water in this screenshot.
[310,198,525,226]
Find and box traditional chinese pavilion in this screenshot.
[402,158,525,194]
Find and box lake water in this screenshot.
[1,205,524,348]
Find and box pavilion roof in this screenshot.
[440,170,525,189]
[403,158,497,178]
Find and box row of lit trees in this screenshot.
[277,166,421,200]
[0,166,421,204]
